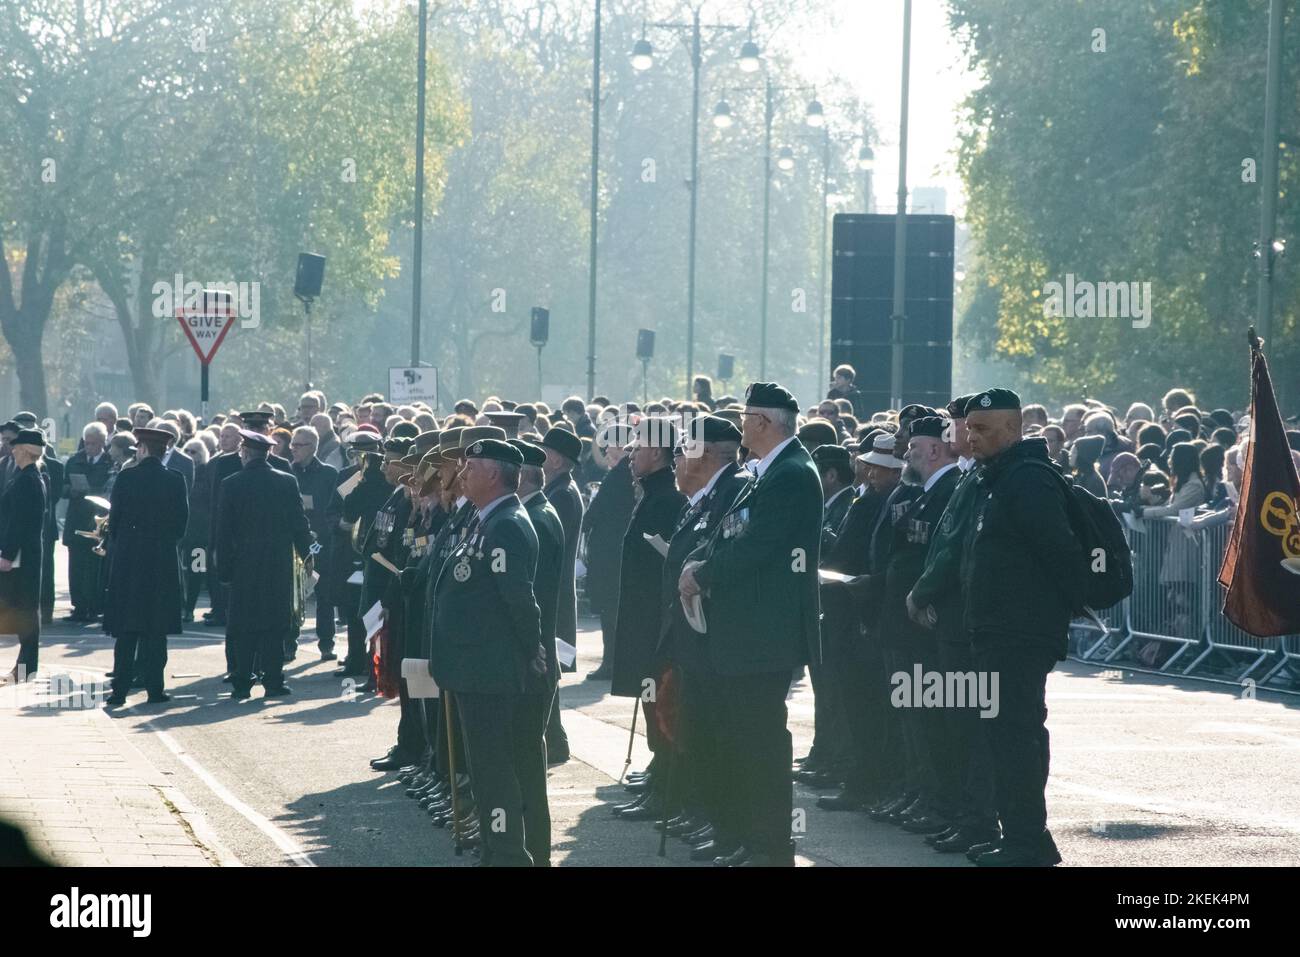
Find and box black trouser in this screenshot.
[397,681,425,759]
[937,639,997,833]
[113,633,166,697]
[517,691,553,866]
[456,691,539,867]
[715,669,793,858]
[886,646,940,811]
[344,584,367,673]
[598,608,616,664]
[835,636,897,801]
[436,693,468,779]
[973,643,1056,849]
[183,562,205,618]
[680,661,723,823]
[66,540,101,616]
[11,610,39,678]
[207,562,227,619]
[544,685,568,753]
[231,628,286,693]
[419,697,441,771]
[41,529,55,619]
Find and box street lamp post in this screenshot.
[411,0,428,367]
[889,0,913,410]
[585,0,601,400]
[858,143,874,212]
[631,5,752,398]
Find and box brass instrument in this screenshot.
[75,499,112,557]
[291,551,309,630]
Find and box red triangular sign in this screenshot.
[176,294,236,364]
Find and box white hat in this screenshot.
[858,433,904,469]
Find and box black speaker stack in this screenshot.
[830,214,954,414]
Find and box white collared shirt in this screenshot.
[476,493,515,524]
[958,455,975,473]
[455,495,469,510]
[688,464,728,507]
[520,489,543,506]
[162,449,173,466]
[753,436,796,481]
[924,462,959,493]
[856,483,867,497]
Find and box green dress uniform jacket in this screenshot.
[909,464,979,639]
[431,497,542,696]
[691,438,824,675]
[523,491,564,691]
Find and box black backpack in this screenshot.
[1023,460,1134,613]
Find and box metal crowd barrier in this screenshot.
[1071,515,1300,689]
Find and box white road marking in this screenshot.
[143,721,316,866]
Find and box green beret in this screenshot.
[508,438,547,467]
[466,437,524,466]
[909,416,947,440]
[965,388,1022,414]
[744,381,799,413]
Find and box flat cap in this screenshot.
[745,381,799,414]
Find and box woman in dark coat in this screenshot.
[0,431,48,681]
[104,428,189,705]
[581,435,635,679]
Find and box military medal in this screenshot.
[453,559,472,582]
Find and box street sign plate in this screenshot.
[176,290,236,364]
[389,367,438,405]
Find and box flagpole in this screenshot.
[1255,0,1284,345]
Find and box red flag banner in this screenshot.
[1217,347,1300,637]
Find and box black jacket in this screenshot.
[581,457,635,616]
[609,467,686,698]
[105,457,189,636]
[62,449,112,545]
[960,437,1084,656]
[524,491,565,691]
[880,466,962,650]
[544,471,584,652]
[820,486,855,556]
[657,465,749,671]
[216,459,313,634]
[0,463,45,620]
[431,497,542,695]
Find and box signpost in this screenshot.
[176,290,236,422]
[389,366,438,408]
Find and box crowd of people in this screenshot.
[1,363,1296,867]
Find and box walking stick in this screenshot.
[619,698,640,784]
[444,690,463,857]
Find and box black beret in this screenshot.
[691,414,741,445]
[964,388,1021,414]
[541,427,582,463]
[947,394,978,418]
[899,403,938,421]
[797,419,838,448]
[744,381,799,413]
[909,416,947,440]
[812,444,851,470]
[12,428,46,449]
[466,437,524,466]
[508,438,547,467]
[390,421,420,439]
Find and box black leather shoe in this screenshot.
[690,840,732,862]
[887,797,924,824]
[623,777,652,794]
[612,793,649,815]
[618,803,660,822]
[263,685,292,697]
[667,817,700,836]
[230,687,252,701]
[370,752,407,771]
[146,693,172,704]
[713,845,751,867]
[902,815,951,834]
[585,665,612,681]
[105,695,127,707]
[934,829,999,854]
[925,825,960,846]
[966,839,1001,863]
[973,844,1061,867]
[817,791,868,812]
[547,747,570,766]
[221,675,234,684]
[320,651,338,661]
[869,793,913,820]
[685,825,715,846]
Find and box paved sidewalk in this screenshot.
[0,669,236,866]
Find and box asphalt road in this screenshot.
[8,554,1300,867]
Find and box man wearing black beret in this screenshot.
[431,437,550,866]
[953,387,1081,866]
[679,382,823,867]
[539,425,585,762]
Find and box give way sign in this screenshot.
[176,289,236,364]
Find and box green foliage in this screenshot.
[950,0,1298,411]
